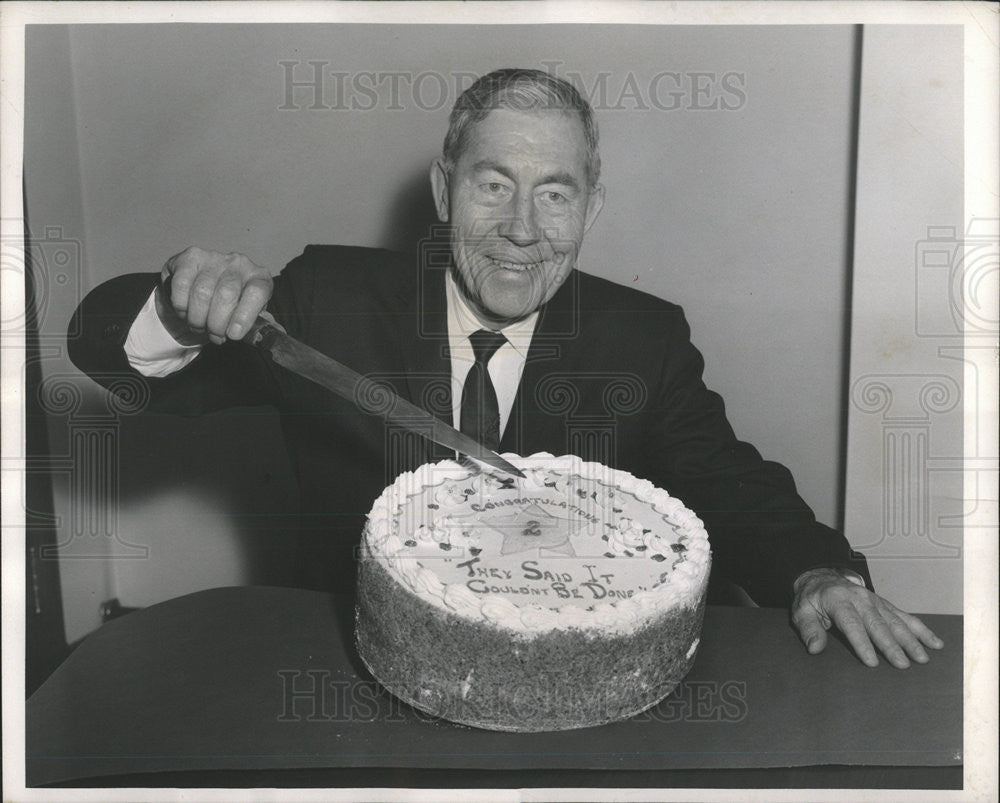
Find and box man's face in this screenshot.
[431,108,604,328]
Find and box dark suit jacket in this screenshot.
[69,244,872,606]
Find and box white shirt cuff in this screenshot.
[840,569,867,588]
[124,289,202,378]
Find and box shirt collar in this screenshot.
[445,270,538,357]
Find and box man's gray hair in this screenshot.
[443,68,601,187]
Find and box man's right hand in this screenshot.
[156,247,273,346]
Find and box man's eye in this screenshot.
[484,182,506,193]
[543,191,567,204]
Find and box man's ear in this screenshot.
[583,183,605,233]
[430,158,450,222]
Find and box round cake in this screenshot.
[355,452,711,731]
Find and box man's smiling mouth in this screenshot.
[486,256,542,272]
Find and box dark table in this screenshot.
[26,586,962,789]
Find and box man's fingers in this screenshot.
[859,608,911,669]
[791,604,830,655]
[227,276,273,341]
[829,605,879,667]
[874,606,931,664]
[893,608,944,651]
[164,246,207,315]
[160,248,272,342]
[168,260,198,317]
[874,601,945,663]
[206,272,244,344]
[185,269,219,332]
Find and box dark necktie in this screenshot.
[460,329,507,452]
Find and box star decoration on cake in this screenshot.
[480,504,581,556]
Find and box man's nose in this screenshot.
[497,194,540,246]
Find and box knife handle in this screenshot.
[246,314,286,351]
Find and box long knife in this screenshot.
[247,316,525,479]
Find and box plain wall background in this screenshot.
[846,25,964,615]
[23,24,961,641]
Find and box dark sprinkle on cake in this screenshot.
[634,544,647,551]
[439,542,451,551]
[427,503,439,509]
[404,539,417,548]
[469,547,482,556]
[613,507,623,513]
[651,554,667,562]
[671,543,687,553]
[576,488,587,498]
[603,552,616,558]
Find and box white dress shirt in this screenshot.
[444,272,537,438]
[125,276,538,439]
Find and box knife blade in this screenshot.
[247,317,525,479]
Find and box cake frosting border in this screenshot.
[361,452,712,637]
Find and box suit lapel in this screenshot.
[395,259,454,464]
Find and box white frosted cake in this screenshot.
[355,452,711,731]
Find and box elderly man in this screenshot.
[70,68,942,669]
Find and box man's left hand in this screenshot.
[791,568,944,668]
